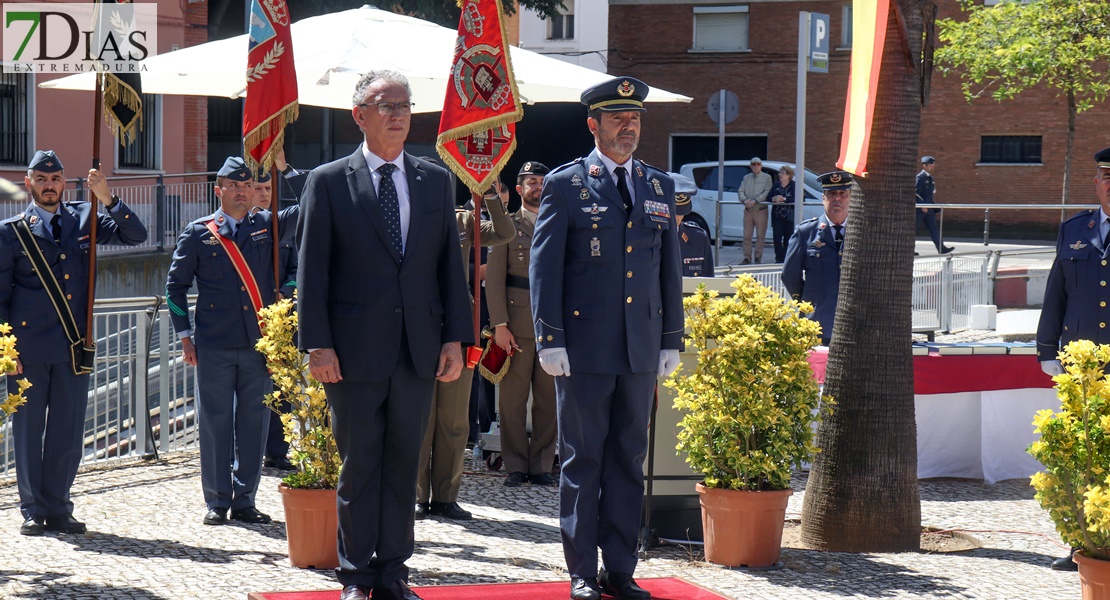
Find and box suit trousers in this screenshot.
[196,345,271,511]
[417,366,474,503]
[743,208,768,261]
[10,362,90,519]
[556,370,655,578]
[499,342,558,476]
[326,337,434,589]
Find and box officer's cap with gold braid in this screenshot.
[668,172,697,216]
[581,77,649,113]
[818,170,854,190]
[1097,147,1110,169]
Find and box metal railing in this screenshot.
[0,296,199,477]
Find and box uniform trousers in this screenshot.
[326,335,434,589]
[196,345,271,512]
[916,207,943,250]
[10,362,90,520]
[556,370,655,578]
[417,366,474,504]
[499,342,557,476]
[743,208,768,261]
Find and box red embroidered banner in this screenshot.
[836,0,891,177]
[243,0,299,175]
[436,0,523,193]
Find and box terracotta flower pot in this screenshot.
[278,483,339,569]
[1076,550,1110,600]
[696,483,792,568]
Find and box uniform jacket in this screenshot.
[166,206,298,349]
[487,208,539,340]
[916,169,938,214]
[1037,209,1110,361]
[296,149,473,382]
[530,150,684,374]
[678,220,714,277]
[781,214,843,340]
[0,200,147,364]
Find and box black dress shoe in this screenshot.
[19,516,45,536]
[429,501,472,520]
[1052,548,1079,571]
[599,569,651,599]
[203,508,228,525]
[45,515,87,534]
[414,502,430,520]
[376,580,422,600]
[264,455,296,470]
[529,472,558,486]
[504,471,528,487]
[338,584,370,600]
[940,245,955,254]
[230,507,272,523]
[570,577,602,600]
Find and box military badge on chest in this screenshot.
[644,200,670,223]
[581,203,608,221]
[590,237,601,257]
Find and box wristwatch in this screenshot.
[281,164,294,176]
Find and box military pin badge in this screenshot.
[28,215,37,225]
[651,178,664,196]
[590,237,601,257]
[811,239,826,248]
[571,174,583,187]
[1070,240,1089,250]
[203,235,219,246]
[582,203,608,221]
[579,188,590,201]
[589,165,602,177]
[636,166,644,178]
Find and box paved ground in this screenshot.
[0,446,1083,600]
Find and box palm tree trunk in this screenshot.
[800,0,924,552]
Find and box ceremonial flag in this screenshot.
[243,0,299,175]
[92,0,143,144]
[436,0,523,193]
[836,0,891,177]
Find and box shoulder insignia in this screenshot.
[1070,240,1089,250]
[28,215,38,225]
[548,159,583,176]
[802,216,819,224]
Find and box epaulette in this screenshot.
[801,216,819,224]
[639,160,665,175]
[548,158,583,175]
[1063,208,1098,226]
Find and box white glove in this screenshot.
[659,349,681,378]
[1040,360,1064,377]
[538,348,571,377]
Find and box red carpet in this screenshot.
[248,578,731,600]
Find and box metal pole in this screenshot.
[714,90,725,260]
[795,12,809,224]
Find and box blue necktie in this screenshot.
[377,164,403,255]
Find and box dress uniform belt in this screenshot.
[506,274,530,290]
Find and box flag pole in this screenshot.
[472,191,482,346]
[87,72,103,345]
[272,169,280,296]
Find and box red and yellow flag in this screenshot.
[243,0,299,175]
[836,0,891,177]
[436,0,524,193]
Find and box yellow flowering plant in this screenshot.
[0,322,32,442]
[1029,340,1110,559]
[255,296,340,489]
[664,275,831,491]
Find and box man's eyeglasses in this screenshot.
[357,101,415,116]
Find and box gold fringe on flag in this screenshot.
[101,73,143,146]
[243,100,300,176]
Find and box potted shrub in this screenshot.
[256,297,341,569]
[0,323,32,440]
[1029,340,1110,597]
[664,275,830,568]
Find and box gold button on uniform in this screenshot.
[64,274,70,280]
[1102,281,1107,287]
[627,222,632,229]
[592,224,598,229]
[1103,301,1107,308]
[626,246,632,253]
[20,321,26,326]
[240,286,246,291]
[626,271,633,278]
[60,254,66,260]
[626,296,633,304]
[1102,322,1107,329]
[243,305,249,311]
[546,335,553,341]
[573,310,580,316]
[1103,260,1107,266]
[66,294,72,300]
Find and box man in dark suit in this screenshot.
[1036,145,1110,571]
[297,70,473,600]
[915,156,953,254]
[0,150,147,535]
[782,171,854,346]
[530,77,684,600]
[166,156,296,527]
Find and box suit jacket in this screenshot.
[166,206,297,349]
[0,200,147,364]
[530,150,684,374]
[487,208,538,340]
[1037,209,1110,361]
[296,149,473,382]
[781,214,843,340]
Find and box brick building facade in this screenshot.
[607,0,1110,234]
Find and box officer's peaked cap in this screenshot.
[581,77,649,112]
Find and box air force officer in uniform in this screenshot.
[530,77,684,600]
[782,170,854,346]
[670,172,714,277]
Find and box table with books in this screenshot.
[808,343,1056,483]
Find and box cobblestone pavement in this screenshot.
[0,448,1082,600]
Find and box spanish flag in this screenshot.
[837,0,891,177]
[436,0,524,193]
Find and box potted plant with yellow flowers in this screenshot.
[0,322,32,440]
[664,274,830,568]
[1029,340,1110,597]
[256,296,341,569]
